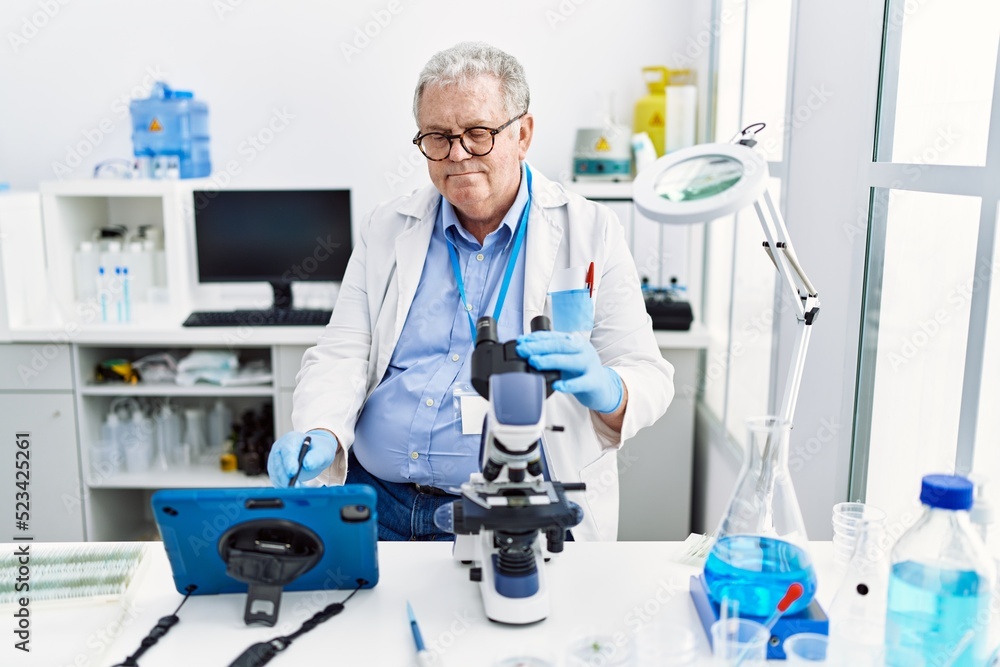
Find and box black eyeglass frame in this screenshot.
[412,110,528,161]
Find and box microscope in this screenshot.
[434,315,586,625]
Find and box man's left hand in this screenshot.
[516,331,623,414]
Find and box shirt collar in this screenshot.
[442,162,529,251]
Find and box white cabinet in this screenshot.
[0,344,83,541]
[617,345,700,540]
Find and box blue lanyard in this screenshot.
[447,166,532,343]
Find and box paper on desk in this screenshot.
[670,533,715,567]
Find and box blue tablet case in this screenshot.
[151,485,379,597]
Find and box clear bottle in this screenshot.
[827,517,890,667]
[155,403,181,467]
[122,409,152,473]
[885,474,996,667]
[207,399,233,456]
[126,241,153,303]
[99,241,125,322]
[703,416,817,617]
[74,241,100,301]
[183,407,209,463]
[95,411,124,477]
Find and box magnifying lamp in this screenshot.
[633,124,820,423]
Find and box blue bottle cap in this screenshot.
[920,474,974,511]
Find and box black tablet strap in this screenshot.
[110,585,196,667]
[228,580,365,667]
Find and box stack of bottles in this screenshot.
[825,474,998,666]
[72,226,166,323]
[89,398,237,477]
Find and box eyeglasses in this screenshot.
[412,111,527,161]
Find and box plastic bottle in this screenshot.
[155,403,182,467]
[183,407,209,463]
[885,474,997,667]
[126,241,153,303]
[208,399,233,456]
[100,241,125,322]
[122,409,152,473]
[97,266,109,322]
[827,518,890,667]
[74,241,100,301]
[664,69,697,154]
[100,411,124,473]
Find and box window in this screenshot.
[854,0,1000,523]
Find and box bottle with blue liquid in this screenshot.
[885,474,996,667]
[703,416,817,617]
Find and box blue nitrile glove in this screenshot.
[267,429,339,488]
[515,331,624,414]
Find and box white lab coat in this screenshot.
[293,166,674,541]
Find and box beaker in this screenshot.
[703,416,817,617]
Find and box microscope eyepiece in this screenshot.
[529,315,551,332]
[475,316,498,347]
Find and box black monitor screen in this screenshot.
[193,189,352,284]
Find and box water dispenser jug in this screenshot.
[130,81,210,178]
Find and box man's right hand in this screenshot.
[267,429,339,487]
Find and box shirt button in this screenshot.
[451,354,460,362]
[411,452,419,460]
[465,304,473,311]
[476,253,485,261]
[425,398,434,407]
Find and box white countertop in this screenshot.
[5,541,837,667]
[5,323,710,350]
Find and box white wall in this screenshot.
[0,0,708,231]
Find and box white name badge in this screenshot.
[459,394,490,435]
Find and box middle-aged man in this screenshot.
[268,42,674,542]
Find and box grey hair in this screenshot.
[412,42,530,123]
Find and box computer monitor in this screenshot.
[192,189,352,310]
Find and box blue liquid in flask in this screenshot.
[885,561,990,667]
[703,535,817,617]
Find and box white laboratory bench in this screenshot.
[1,541,839,667]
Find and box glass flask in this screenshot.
[703,416,817,617]
[826,517,890,667]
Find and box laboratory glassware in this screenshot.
[885,474,996,667]
[827,517,889,667]
[703,416,817,617]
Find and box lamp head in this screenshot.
[633,141,770,225]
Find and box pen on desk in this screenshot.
[585,261,595,298]
[287,435,312,487]
[407,601,438,667]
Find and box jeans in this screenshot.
[345,449,456,542]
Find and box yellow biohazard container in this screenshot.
[634,66,669,157]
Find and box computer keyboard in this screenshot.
[182,309,333,327]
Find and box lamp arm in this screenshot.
[755,188,821,424]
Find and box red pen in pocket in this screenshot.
[585,262,595,298]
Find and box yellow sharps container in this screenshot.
[634,66,669,157]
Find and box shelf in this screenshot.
[87,461,274,489]
[80,382,275,397]
[562,180,636,200]
[39,179,183,197]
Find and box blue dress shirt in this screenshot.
[352,165,529,489]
